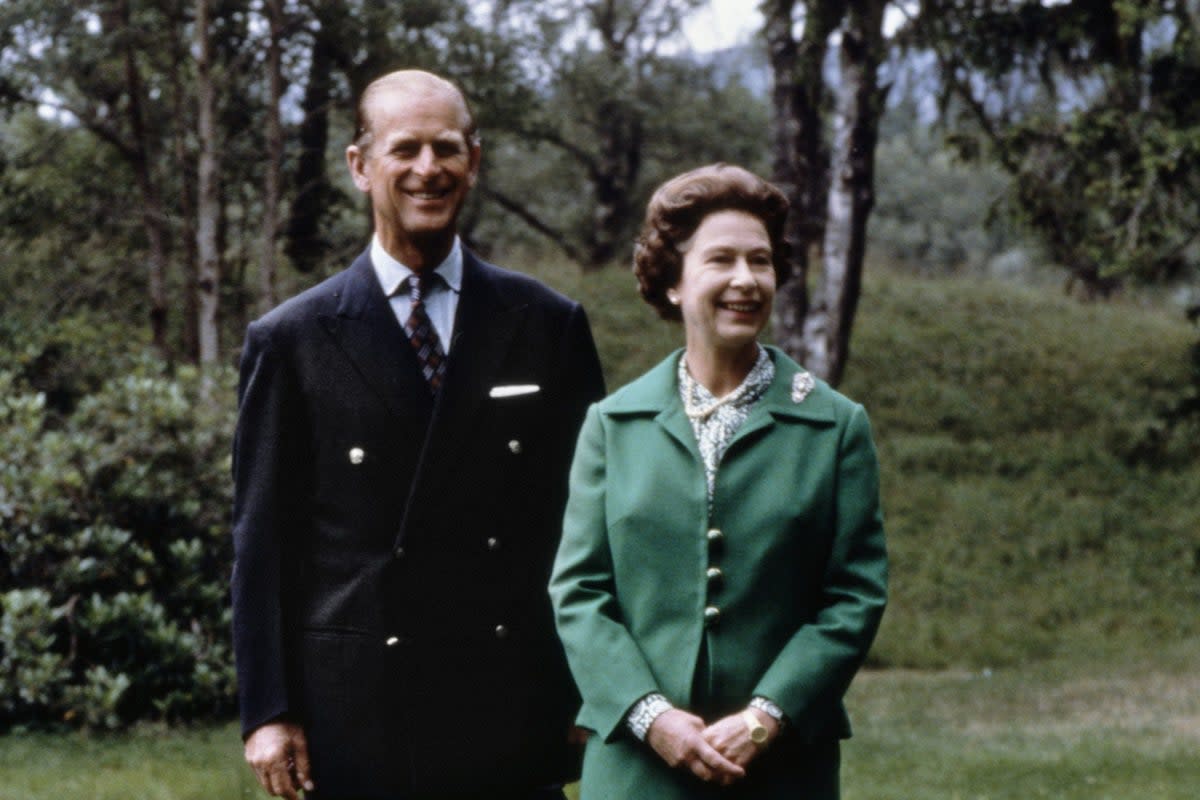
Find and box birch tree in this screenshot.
[763,0,891,385]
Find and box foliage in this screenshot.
[871,101,1028,276]
[907,0,1200,295]
[0,318,237,730]
[472,0,770,266]
[0,112,146,327]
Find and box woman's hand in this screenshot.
[701,707,781,768]
[646,708,746,785]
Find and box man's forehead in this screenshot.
[367,82,471,129]
[379,127,471,146]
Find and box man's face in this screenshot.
[347,83,481,262]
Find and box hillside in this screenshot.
[529,260,1200,669]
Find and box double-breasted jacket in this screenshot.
[231,248,605,798]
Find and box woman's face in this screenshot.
[671,209,776,357]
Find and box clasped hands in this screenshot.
[645,706,780,786]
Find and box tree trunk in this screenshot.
[284,33,334,274]
[259,0,284,314]
[763,0,845,364]
[801,0,887,385]
[195,0,221,364]
[586,103,641,268]
[170,40,200,363]
[110,0,171,356]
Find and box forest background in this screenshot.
[1,1,1199,796]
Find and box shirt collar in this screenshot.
[370,235,464,296]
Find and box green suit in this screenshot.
[550,347,887,799]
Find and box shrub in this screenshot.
[0,322,237,730]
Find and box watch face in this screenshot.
[750,726,768,744]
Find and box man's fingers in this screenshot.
[266,758,299,800]
[292,739,315,792]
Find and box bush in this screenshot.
[0,321,237,730]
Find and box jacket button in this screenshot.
[393,546,406,559]
[704,606,721,628]
[349,447,365,464]
[706,528,723,543]
[486,537,501,551]
[508,439,522,454]
[494,624,509,639]
[706,566,724,589]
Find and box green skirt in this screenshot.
[577,734,840,800]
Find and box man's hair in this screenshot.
[633,163,791,321]
[352,70,480,151]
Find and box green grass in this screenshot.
[6,646,1198,799]
[842,638,1200,799]
[4,264,1197,797]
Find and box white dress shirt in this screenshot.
[370,235,463,353]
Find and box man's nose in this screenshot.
[412,145,438,176]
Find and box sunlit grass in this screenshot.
[6,645,1199,800]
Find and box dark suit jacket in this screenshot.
[231,248,605,798]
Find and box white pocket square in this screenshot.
[488,384,541,398]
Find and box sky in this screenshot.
[682,0,763,53]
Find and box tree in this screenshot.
[763,0,891,385]
[0,1,178,353]
[479,0,771,267]
[194,0,221,364]
[909,0,1200,297]
[259,0,284,314]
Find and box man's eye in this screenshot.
[433,143,465,158]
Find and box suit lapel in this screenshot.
[318,250,434,420]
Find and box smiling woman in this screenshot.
[550,163,888,799]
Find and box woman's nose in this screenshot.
[730,258,756,286]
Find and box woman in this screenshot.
[549,164,887,799]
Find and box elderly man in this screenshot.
[232,69,605,800]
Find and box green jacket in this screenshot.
[550,347,887,798]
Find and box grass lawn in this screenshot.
[5,641,1197,799]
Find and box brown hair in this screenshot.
[634,163,790,321]
[352,70,479,151]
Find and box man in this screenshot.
[231,69,605,800]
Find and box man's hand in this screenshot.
[244,720,314,799]
[645,709,746,786]
[701,707,781,769]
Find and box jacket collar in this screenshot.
[604,345,835,424]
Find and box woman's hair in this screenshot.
[634,163,790,321]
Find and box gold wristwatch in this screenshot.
[741,709,769,745]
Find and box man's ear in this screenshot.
[466,140,482,188]
[346,145,370,193]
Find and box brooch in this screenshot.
[791,372,815,404]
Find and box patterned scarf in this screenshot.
[677,345,775,513]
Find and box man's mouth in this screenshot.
[407,188,451,201]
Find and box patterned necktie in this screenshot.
[404,273,447,393]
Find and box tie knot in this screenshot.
[407,272,437,304]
